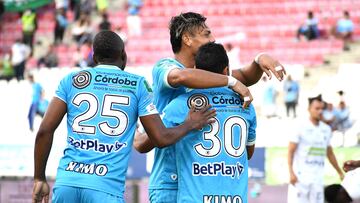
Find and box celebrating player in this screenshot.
[164,42,257,202]
[133,12,285,203]
[32,31,215,203]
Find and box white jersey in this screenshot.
[341,168,360,200]
[289,119,332,184]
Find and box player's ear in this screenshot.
[92,54,98,65]
[182,32,192,47]
[223,66,229,76]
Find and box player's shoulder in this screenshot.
[153,58,184,71]
[319,121,332,132]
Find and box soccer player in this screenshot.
[28,73,44,131]
[133,12,285,203]
[288,94,344,203]
[165,42,257,202]
[32,31,216,203]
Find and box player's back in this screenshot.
[54,65,156,197]
[162,87,257,203]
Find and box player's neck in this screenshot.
[309,117,320,126]
[174,52,195,69]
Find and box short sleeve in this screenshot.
[137,77,158,117]
[154,62,181,90]
[247,106,257,146]
[289,123,301,143]
[55,74,72,103]
[326,125,332,147]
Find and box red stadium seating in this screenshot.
[0,0,358,68]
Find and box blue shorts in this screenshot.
[52,185,123,203]
[149,189,177,203]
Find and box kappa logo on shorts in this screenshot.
[170,174,178,181]
[187,94,209,111]
[73,71,92,89]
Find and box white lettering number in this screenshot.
[71,93,129,136]
[195,116,247,157]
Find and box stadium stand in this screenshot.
[1,0,359,68]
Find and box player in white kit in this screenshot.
[287,94,344,203]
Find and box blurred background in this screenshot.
[0,0,360,202]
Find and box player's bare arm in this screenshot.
[232,54,286,86]
[167,68,253,108]
[288,142,298,185]
[133,130,155,153]
[327,146,345,180]
[246,145,255,160]
[139,104,216,148]
[33,97,67,203]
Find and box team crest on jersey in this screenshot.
[73,71,91,89]
[187,94,209,111]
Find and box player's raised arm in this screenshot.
[232,54,286,86]
[167,68,253,108]
[139,104,216,148]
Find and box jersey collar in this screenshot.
[96,64,122,70]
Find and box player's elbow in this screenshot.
[35,127,53,143]
[246,145,255,160]
[133,132,155,153]
[168,70,188,86]
[152,140,168,149]
[133,142,151,153]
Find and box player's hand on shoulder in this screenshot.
[257,54,286,81]
[32,179,50,203]
[230,80,253,108]
[186,102,216,130]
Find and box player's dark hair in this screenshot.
[308,94,322,105]
[169,12,207,53]
[195,42,229,74]
[324,184,352,203]
[93,30,126,69]
[325,184,342,202]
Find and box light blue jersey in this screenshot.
[32,82,43,104]
[162,87,257,203]
[54,65,158,198]
[149,58,186,191]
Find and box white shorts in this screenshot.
[287,182,324,203]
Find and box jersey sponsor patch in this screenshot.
[73,70,92,89]
[65,161,108,176]
[203,195,243,203]
[192,161,245,179]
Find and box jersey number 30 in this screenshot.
[71,93,129,136]
[194,116,247,158]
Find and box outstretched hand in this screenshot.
[258,54,286,81]
[186,103,216,130]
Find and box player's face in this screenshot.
[308,100,324,121]
[189,25,215,54]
